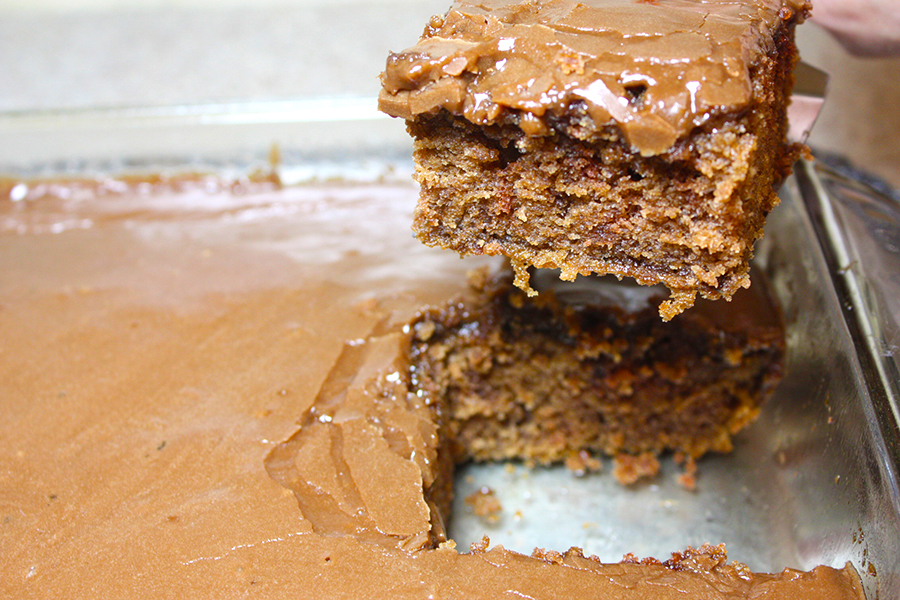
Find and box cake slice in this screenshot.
[379,0,810,319]
[410,266,785,474]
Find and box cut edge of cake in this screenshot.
[379,0,811,320]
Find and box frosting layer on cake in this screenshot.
[380,0,811,155]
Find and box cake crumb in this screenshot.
[613,453,660,485]
[677,474,697,491]
[565,450,603,477]
[465,487,503,524]
[469,536,490,553]
[532,547,565,564]
[724,348,744,366]
[414,320,436,342]
[674,453,698,491]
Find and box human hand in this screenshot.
[811,0,900,56]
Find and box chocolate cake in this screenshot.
[0,176,863,598]
[411,268,785,471]
[379,0,810,319]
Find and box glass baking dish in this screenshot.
[1,100,897,599]
[1,1,897,595]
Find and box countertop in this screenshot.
[0,0,897,188]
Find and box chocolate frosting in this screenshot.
[380,0,810,155]
[0,177,862,598]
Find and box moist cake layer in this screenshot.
[380,0,809,319]
[0,177,863,599]
[410,268,784,468]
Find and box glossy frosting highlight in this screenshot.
[380,0,811,155]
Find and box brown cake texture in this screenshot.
[379,0,810,319]
[266,261,787,548]
[0,176,866,598]
[410,267,785,478]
